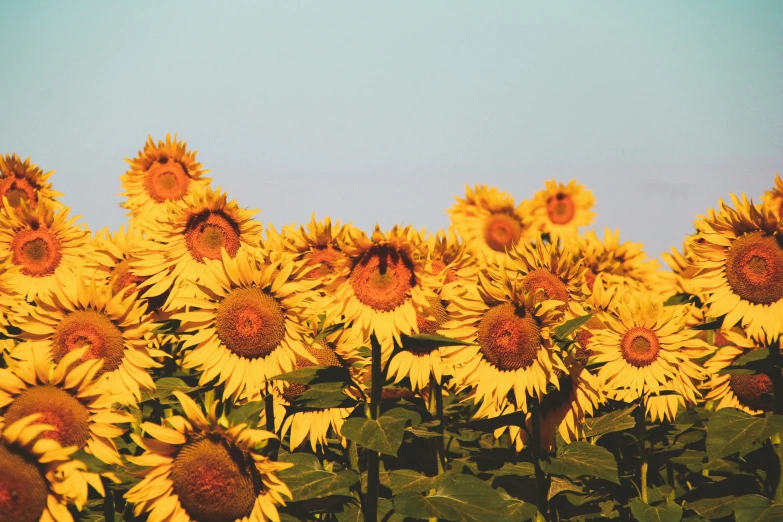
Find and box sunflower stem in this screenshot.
[429,374,446,475]
[769,339,783,502]
[365,335,383,522]
[264,391,278,461]
[636,395,648,504]
[102,477,115,521]
[531,398,550,521]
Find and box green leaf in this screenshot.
[583,405,638,440]
[384,407,423,426]
[664,293,699,307]
[335,503,364,522]
[399,333,474,352]
[389,469,438,495]
[706,409,783,459]
[393,474,508,522]
[313,322,346,343]
[143,377,198,404]
[670,450,706,473]
[629,500,683,522]
[685,496,736,520]
[734,495,783,522]
[277,453,358,501]
[554,313,593,339]
[692,319,723,330]
[541,441,619,484]
[273,365,354,386]
[732,347,771,367]
[290,388,359,410]
[227,400,265,427]
[493,462,536,477]
[341,416,408,456]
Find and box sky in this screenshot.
[1,2,781,260]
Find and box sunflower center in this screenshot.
[10,228,62,277]
[305,246,345,279]
[431,259,457,285]
[3,386,91,449]
[546,193,576,225]
[483,212,523,252]
[52,310,125,375]
[144,159,190,203]
[725,231,783,305]
[575,316,604,359]
[111,259,146,297]
[522,268,569,308]
[216,287,285,359]
[184,211,242,263]
[171,436,259,522]
[477,303,541,371]
[0,444,48,522]
[729,373,774,412]
[350,245,414,312]
[620,327,660,368]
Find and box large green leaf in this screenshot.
[277,453,358,501]
[389,469,439,495]
[142,377,198,404]
[733,495,783,522]
[393,474,509,522]
[399,333,475,352]
[273,365,354,386]
[341,416,409,456]
[670,450,707,473]
[227,400,265,427]
[541,441,620,484]
[290,388,359,410]
[706,409,783,459]
[494,462,536,477]
[629,500,683,522]
[685,496,736,520]
[583,405,638,440]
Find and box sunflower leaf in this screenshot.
[313,322,346,343]
[706,409,783,459]
[273,365,354,387]
[584,405,638,441]
[629,499,683,522]
[692,318,724,330]
[663,293,701,307]
[278,453,359,501]
[341,416,409,456]
[142,377,199,404]
[733,494,783,522]
[541,441,620,484]
[290,389,359,410]
[392,474,508,522]
[554,313,593,340]
[399,333,474,352]
[684,496,737,520]
[389,469,439,495]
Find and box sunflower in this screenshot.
[702,328,770,414]
[331,225,439,362]
[11,277,161,406]
[577,228,661,293]
[125,391,292,522]
[440,265,566,411]
[172,247,320,402]
[132,186,262,311]
[447,185,532,265]
[528,180,595,242]
[0,153,62,211]
[0,414,103,522]
[690,194,783,343]
[277,323,365,452]
[0,260,21,332]
[120,134,211,231]
[659,241,707,325]
[0,346,131,466]
[420,229,478,286]
[762,174,783,221]
[0,199,91,300]
[588,290,708,421]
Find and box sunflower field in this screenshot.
[0,137,782,522]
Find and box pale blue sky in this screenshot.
[1,2,781,259]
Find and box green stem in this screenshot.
[770,339,783,502]
[364,335,383,522]
[103,477,114,521]
[430,374,446,474]
[531,399,550,522]
[264,391,278,461]
[637,395,648,504]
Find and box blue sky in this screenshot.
[1,1,781,259]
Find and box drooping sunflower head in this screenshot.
[528,179,595,242]
[690,194,783,343]
[421,228,477,288]
[0,199,91,300]
[761,173,783,221]
[447,185,532,265]
[126,391,292,522]
[589,290,707,414]
[576,228,661,292]
[89,225,149,294]
[0,154,61,211]
[120,134,211,229]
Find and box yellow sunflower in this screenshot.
[0,347,131,466]
[447,185,532,265]
[125,391,292,522]
[11,277,161,406]
[690,194,783,343]
[120,134,211,231]
[528,180,595,242]
[0,414,103,522]
[332,225,439,361]
[277,324,364,452]
[577,228,661,293]
[132,186,262,311]
[702,328,770,414]
[761,174,783,221]
[0,199,91,300]
[0,153,62,211]
[441,265,566,410]
[589,291,708,421]
[172,247,320,402]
